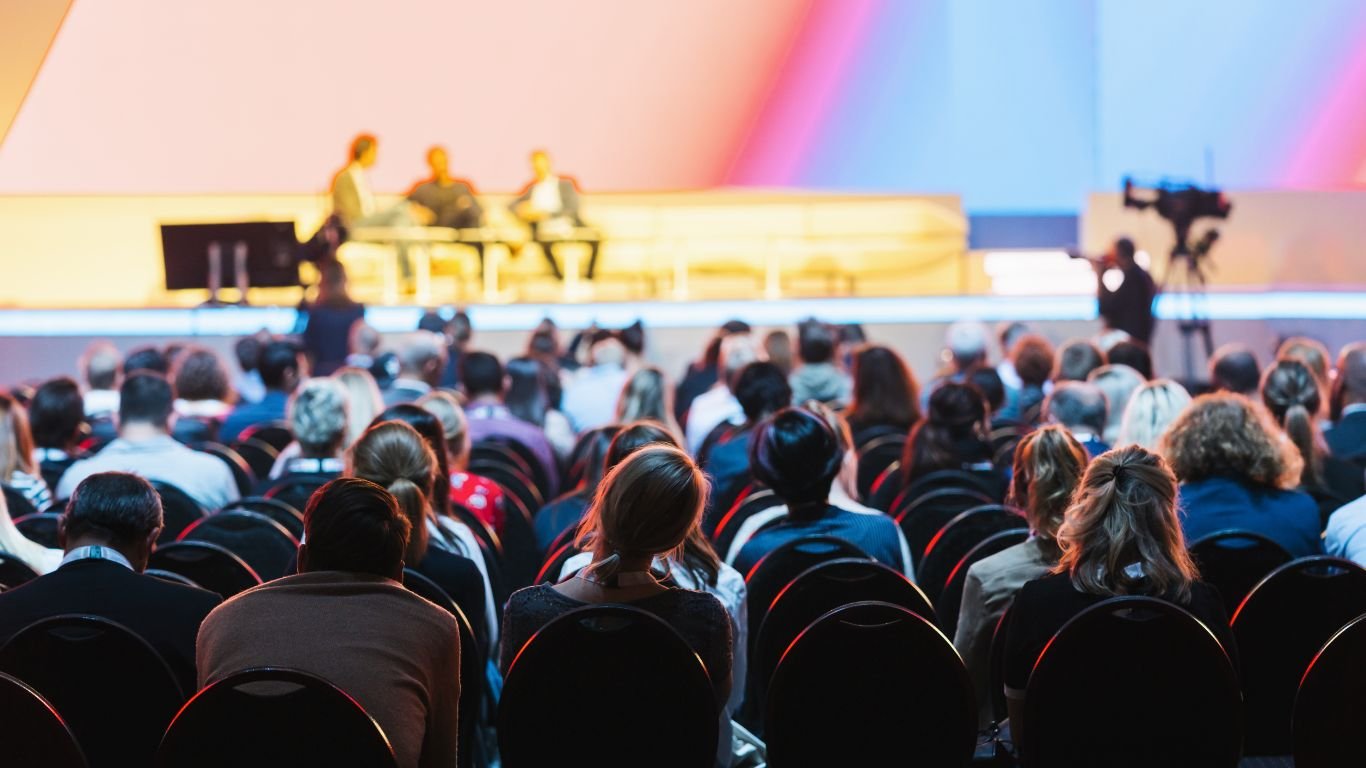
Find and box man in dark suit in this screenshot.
[1328,343,1366,462]
[1095,237,1157,345]
[0,472,221,695]
[509,149,601,280]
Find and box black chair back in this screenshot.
[903,468,1004,503]
[488,488,542,591]
[1293,612,1366,768]
[894,487,996,565]
[765,601,975,767]
[474,438,552,502]
[0,671,88,768]
[0,552,41,589]
[1189,529,1294,615]
[149,481,207,544]
[229,438,279,483]
[221,497,305,539]
[935,528,1030,637]
[499,605,719,767]
[1232,556,1366,755]
[178,510,299,581]
[744,536,870,640]
[2,483,41,518]
[237,421,294,452]
[749,558,934,732]
[987,602,1015,724]
[711,487,781,558]
[148,541,262,598]
[916,504,1028,604]
[1021,596,1242,768]
[145,569,202,589]
[13,511,63,548]
[402,569,485,768]
[855,434,906,500]
[262,473,333,518]
[155,667,397,768]
[866,462,902,511]
[0,614,184,767]
[193,442,255,498]
[535,542,582,585]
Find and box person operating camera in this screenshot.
[1095,237,1157,345]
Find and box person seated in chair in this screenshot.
[460,351,559,496]
[1327,343,1366,462]
[508,149,600,281]
[1043,381,1110,459]
[221,340,306,444]
[892,382,1005,504]
[267,378,349,488]
[407,146,486,275]
[0,472,221,694]
[197,477,461,768]
[169,347,235,444]
[28,377,90,492]
[698,362,793,524]
[382,332,447,407]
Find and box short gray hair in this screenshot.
[1045,381,1108,436]
[83,341,122,391]
[289,378,348,456]
[399,331,446,376]
[1087,364,1146,444]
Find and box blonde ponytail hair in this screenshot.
[348,420,436,564]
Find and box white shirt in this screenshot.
[561,364,628,434]
[56,434,240,511]
[61,545,133,570]
[685,384,744,456]
[528,175,562,216]
[1326,494,1366,567]
[84,389,120,418]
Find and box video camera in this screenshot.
[1122,178,1231,254]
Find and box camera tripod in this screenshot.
[1160,238,1215,383]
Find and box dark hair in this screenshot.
[575,425,622,491]
[618,320,645,356]
[606,421,676,473]
[1012,335,1056,387]
[172,347,232,402]
[1333,343,1366,417]
[303,477,409,577]
[750,408,844,506]
[1044,381,1108,435]
[846,345,920,433]
[123,346,169,375]
[460,351,503,397]
[350,134,377,161]
[1114,237,1136,263]
[763,331,793,377]
[1106,340,1153,380]
[349,421,435,565]
[64,472,163,549]
[901,382,989,485]
[1053,339,1104,382]
[234,335,262,373]
[796,318,836,364]
[1261,359,1327,490]
[1208,344,1260,395]
[504,357,550,427]
[734,362,793,422]
[259,341,302,391]
[967,366,1006,413]
[119,372,174,428]
[702,320,752,370]
[29,377,85,450]
[374,404,451,516]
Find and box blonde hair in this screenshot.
[1009,425,1088,549]
[1161,393,1302,489]
[1118,379,1192,452]
[348,420,436,565]
[418,390,469,459]
[615,366,678,434]
[1056,445,1199,602]
[333,366,384,449]
[0,394,37,479]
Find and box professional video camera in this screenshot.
[1122,177,1232,255]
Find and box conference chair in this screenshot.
[764,601,976,767]
[221,497,305,539]
[499,605,719,768]
[894,487,997,566]
[1,483,41,518]
[749,559,934,732]
[1189,529,1293,616]
[473,438,553,503]
[1293,612,1366,768]
[229,438,279,483]
[148,541,262,598]
[855,434,906,500]
[916,504,1028,605]
[193,442,255,498]
[902,468,1005,504]
[711,487,782,559]
[935,528,1030,637]
[0,671,88,768]
[487,488,542,591]
[1020,596,1242,768]
[402,568,486,768]
[1232,556,1366,755]
[178,510,299,581]
[562,425,621,489]
[145,569,202,589]
[865,462,902,511]
[155,667,397,768]
[744,536,871,657]
[0,552,41,589]
[12,511,62,548]
[262,473,334,517]
[149,481,208,543]
[237,421,294,453]
[535,542,582,585]
[987,603,1015,725]
[0,614,184,767]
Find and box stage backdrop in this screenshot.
[2,0,1365,212]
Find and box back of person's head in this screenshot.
[62,472,163,568]
[349,321,382,358]
[616,367,672,425]
[1118,379,1192,452]
[1162,392,1301,489]
[702,320,751,369]
[448,310,473,347]
[590,336,626,369]
[718,334,759,388]
[1106,340,1153,380]
[504,356,550,427]
[576,445,709,583]
[761,330,793,376]
[0,393,38,478]
[1113,237,1137,263]
[1056,445,1197,602]
[847,344,920,430]
[1012,334,1055,388]
[1087,364,1144,444]
[902,382,990,482]
[751,407,844,506]
[1277,337,1331,388]
[1208,344,1260,395]
[796,318,837,365]
[967,366,1006,414]
[234,334,263,374]
[333,366,384,446]
[29,377,85,451]
[1261,359,1325,488]
[82,342,122,391]
[460,351,504,398]
[1332,342,1366,417]
[1009,425,1087,548]
[171,347,232,403]
[123,345,169,376]
[259,340,303,392]
[734,361,793,422]
[945,320,989,370]
[575,425,623,491]
[1053,339,1104,382]
[118,372,174,431]
[997,322,1030,359]
[374,404,451,515]
[290,378,348,458]
[350,134,377,161]
[1044,381,1108,437]
[418,391,468,459]
[399,331,446,381]
[348,421,435,565]
[618,320,645,357]
[301,477,409,578]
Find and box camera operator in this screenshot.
[1095,237,1156,345]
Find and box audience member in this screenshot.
[461,351,559,495]
[789,318,851,407]
[0,473,220,692]
[685,333,759,455]
[1106,339,1153,380]
[1208,343,1260,396]
[968,366,1007,419]
[1087,364,1144,445]
[221,340,305,443]
[0,479,60,574]
[1277,336,1333,397]
[231,333,268,405]
[561,335,629,433]
[532,426,618,553]
[1261,359,1364,514]
[618,319,648,372]
[1163,393,1321,557]
[997,334,1053,424]
[763,330,793,377]
[1002,445,1235,740]
[698,362,792,514]
[615,366,680,438]
[1327,343,1366,461]
[26,377,87,493]
[994,321,1031,392]
[302,261,366,376]
[81,341,122,419]
[1044,381,1110,458]
[123,345,169,376]
[1052,338,1104,382]
[1117,379,1191,452]
[436,310,473,389]
[57,373,239,510]
[335,366,385,448]
[955,425,1087,727]
[0,393,53,512]
[346,321,383,371]
[197,478,461,768]
[505,356,575,460]
[170,347,235,444]
[844,344,920,445]
[269,378,349,483]
[383,331,447,407]
[899,382,1002,497]
[420,391,507,536]
[674,320,751,426]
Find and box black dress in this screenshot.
[415,547,490,655]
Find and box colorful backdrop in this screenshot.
[2,0,1364,211]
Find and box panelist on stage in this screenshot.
[508,149,600,281]
[407,145,486,272]
[330,134,430,285]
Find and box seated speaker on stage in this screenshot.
[508,149,600,281]
[406,145,486,272]
[330,134,431,285]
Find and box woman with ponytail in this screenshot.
[350,420,493,652]
[1002,444,1236,737]
[897,381,1005,498]
[1261,359,1364,519]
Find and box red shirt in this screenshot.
[450,471,506,533]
